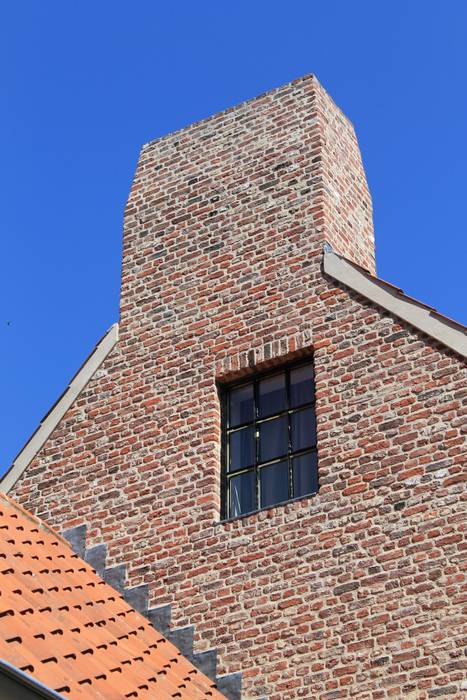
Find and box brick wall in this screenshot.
[11,75,466,699]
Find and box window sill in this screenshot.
[215,490,318,526]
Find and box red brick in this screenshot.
[9,75,466,700]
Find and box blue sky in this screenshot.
[1,1,466,473]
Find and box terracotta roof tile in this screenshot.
[0,493,228,699]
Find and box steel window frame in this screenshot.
[219,358,317,520]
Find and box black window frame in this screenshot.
[220,358,318,520]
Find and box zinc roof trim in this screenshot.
[323,247,467,358]
[0,657,67,699]
[0,323,119,494]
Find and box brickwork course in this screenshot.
[4,75,466,698]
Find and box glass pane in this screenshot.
[229,383,254,427]
[290,364,314,407]
[258,373,286,418]
[291,407,316,452]
[293,452,318,498]
[230,470,256,517]
[229,426,255,472]
[260,460,289,508]
[259,415,288,463]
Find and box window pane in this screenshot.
[258,373,286,418]
[290,364,314,407]
[230,470,256,517]
[229,383,254,427]
[260,460,289,508]
[229,426,255,472]
[293,452,318,498]
[291,407,316,452]
[259,415,288,463]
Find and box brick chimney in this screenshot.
[121,76,375,347]
[114,73,376,514]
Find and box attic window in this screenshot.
[221,361,318,519]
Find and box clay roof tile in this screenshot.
[0,492,228,700]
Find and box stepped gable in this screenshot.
[0,493,230,700]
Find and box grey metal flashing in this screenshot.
[323,249,467,358]
[217,672,242,700]
[148,604,172,637]
[60,523,264,699]
[62,524,87,558]
[0,659,66,699]
[193,649,218,682]
[169,625,195,659]
[0,323,119,494]
[84,543,107,576]
[123,584,150,616]
[103,563,126,594]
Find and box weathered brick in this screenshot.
[8,74,466,700]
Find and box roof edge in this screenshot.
[0,659,66,699]
[323,249,467,359]
[0,491,72,549]
[0,323,119,494]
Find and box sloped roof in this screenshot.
[323,247,467,358]
[0,493,227,700]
